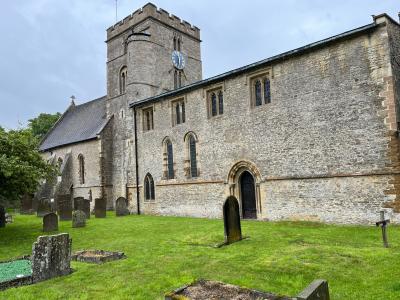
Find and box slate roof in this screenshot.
[39,96,109,151]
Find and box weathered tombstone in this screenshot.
[20,194,34,214]
[0,206,5,228]
[43,213,58,232]
[74,197,90,219]
[297,279,330,300]
[95,198,106,218]
[223,196,242,244]
[31,233,72,282]
[72,210,86,228]
[116,197,129,216]
[57,194,72,221]
[73,197,83,210]
[37,198,51,217]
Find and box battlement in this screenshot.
[106,3,200,41]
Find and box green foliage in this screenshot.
[28,112,61,140]
[0,128,57,205]
[0,214,399,299]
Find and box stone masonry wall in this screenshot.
[106,5,202,207]
[42,140,102,209]
[133,19,400,224]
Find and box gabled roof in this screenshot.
[39,96,108,151]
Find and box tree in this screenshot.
[0,127,57,206]
[28,112,61,140]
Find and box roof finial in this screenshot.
[70,95,76,106]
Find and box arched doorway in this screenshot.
[240,171,257,219]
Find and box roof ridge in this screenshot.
[75,95,107,108]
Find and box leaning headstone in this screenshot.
[0,206,5,228]
[31,233,72,282]
[297,279,330,300]
[37,198,51,217]
[20,194,34,214]
[116,197,129,216]
[95,198,106,218]
[72,210,86,228]
[43,213,58,232]
[57,194,72,221]
[223,196,242,244]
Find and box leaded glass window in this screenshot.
[78,154,85,184]
[167,141,174,179]
[144,174,155,200]
[264,78,271,104]
[211,93,217,116]
[255,80,262,106]
[218,91,224,114]
[189,135,198,177]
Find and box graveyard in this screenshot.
[0,212,399,299]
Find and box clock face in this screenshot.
[171,50,185,70]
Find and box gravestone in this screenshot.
[297,279,330,300]
[43,213,58,232]
[95,198,106,218]
[20,194,34,214]
[74,197,90,219]
[116,197,129,216]
[72,210,86,228]
[37,198,51,217]
[57,194,72,221]
[223,196,242,244]
[31,233,72,282]
[0,206,5,228]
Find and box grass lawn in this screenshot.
[0,213,399,299]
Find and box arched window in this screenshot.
[119,66,127,94]
[211,93,217,117]
[173,36,177,50]
[255,80,262,106]
[264,78,271,104]
[189,135,198,177]
[57,157,63,168]
[177,38,181,51]
[166,140,174,179]
[78,154,85,184]
[218,91,224,114]
[144,173,155,201]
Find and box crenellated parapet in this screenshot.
[106,2,200,41]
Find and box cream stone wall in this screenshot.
[132,18,400,224]
[42,140,102,209]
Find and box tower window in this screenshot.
[78,154,85,184]
[143,107,154,131]
[207,88,224,118]
[174,70,183,89]
[119,66,127,94]
[172,99,185,126]
[144,173,155,201]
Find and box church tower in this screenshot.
[105,3,202,206]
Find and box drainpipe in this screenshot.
[133,106,140,215]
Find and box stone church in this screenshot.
[39,3,400,224]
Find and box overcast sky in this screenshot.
[0,1,398,129]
